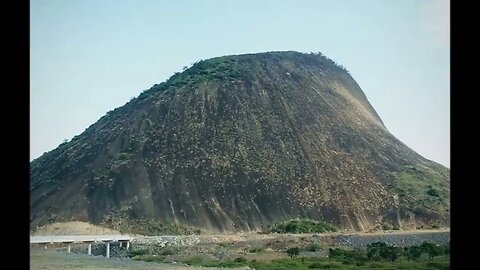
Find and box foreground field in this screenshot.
[30,247,448,270]
[32,230,449,270]
[127,232,449,270]
[30,250,236,270]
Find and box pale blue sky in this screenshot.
[30,0,450,167]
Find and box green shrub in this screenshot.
[404,246,423,260]
[270,219,338,234]
[420,242,443,259]
[305,243,321,252]
[329,248,367,265]
[249,246,264,253]
[234,257,247,263]
[427,188,440,197]
[366,242,401,262]
[160,248,176,255]
[127,249,148,258]
[286,247,300,258]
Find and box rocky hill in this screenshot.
[30,51,449,233]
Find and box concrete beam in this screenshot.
[106,242,110,258]
[30,235,132,244]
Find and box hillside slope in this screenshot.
[30,51,449,232]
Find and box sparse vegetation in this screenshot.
[101,214,199,236]
[392,165,449,214]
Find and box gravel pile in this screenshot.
[333,232,450,247]
[133,235,201,247]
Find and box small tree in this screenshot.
[405,246,422,260]
[382,246,401,262]
[287,247,300,259]
[367,242,388,260]
[367,242,400,262]
[420,242,443,259]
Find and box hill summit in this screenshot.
[30,51,449,232]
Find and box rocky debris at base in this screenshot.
[333,231,449,247]
[68,231,449,259]
[133,235,201,246]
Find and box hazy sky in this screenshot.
[30,0,450,167]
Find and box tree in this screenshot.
[381,246,401,262]
[286,247,300,259]
[367,242,400,262]
[405,246,422,260]
[367,242,388,260]
[420,242,443,259]
[285,222,299,233]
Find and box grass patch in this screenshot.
[308,261,343,268]
[132,254,166,263]
[183,256,248,268]
[151,254,450,270]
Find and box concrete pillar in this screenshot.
[106,242,110,258]
[88,244,91,255]
[44,244,48,250]
[119,242,122,248]
[126,241,130,250]
[67,244,71,253]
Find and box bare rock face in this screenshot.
[30,51,449,232]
